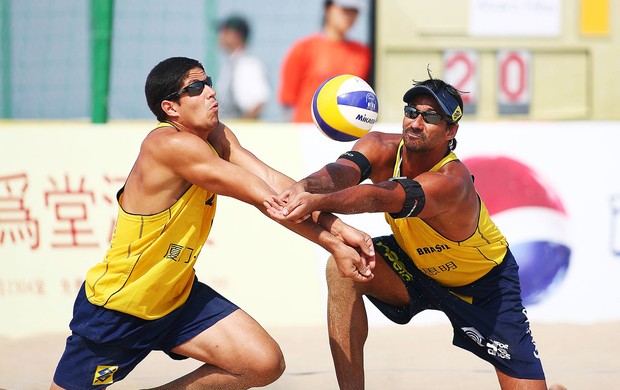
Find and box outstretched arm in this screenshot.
[270,131,398,214]
[267,167,472,224]
[203,124,375,281]
[265,180,406,221]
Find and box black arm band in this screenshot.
[388,177,425,218]
[338,151,372,183]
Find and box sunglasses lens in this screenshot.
[425,113,442,124]
[187,81,204,97]
[404,106,443,124]
[187,77,213,97]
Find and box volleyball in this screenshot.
[311,74,379,142]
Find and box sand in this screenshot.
[1,322,618,389]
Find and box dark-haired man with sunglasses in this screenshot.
[50,56,375,390]
[266,75,555,389]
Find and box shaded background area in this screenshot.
[0,0,371,121]
[1,0,618,122]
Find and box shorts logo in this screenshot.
[462,326,485,347]
[376,241,413,282]
[93,365,118,385]
[461,326,511,360]
[487,339,511,360]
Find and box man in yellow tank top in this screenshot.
[50,57,375,390]
[266,72,561,389]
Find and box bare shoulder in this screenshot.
[143,125,196,152]
[353,132,401,179]
[428,160,475,200]
[354,131,400,157]
[135,125,219,183]
[123,127,197,213]
[440,158,474,183]
[141,126,223,171]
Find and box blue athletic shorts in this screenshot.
[53,278,239,389]
[368,235,545,380]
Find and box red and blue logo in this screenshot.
[464,156,571,305]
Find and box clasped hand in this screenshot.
[264,184,375,282]
[264,186,318,223]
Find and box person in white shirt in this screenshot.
[217,15,270,120]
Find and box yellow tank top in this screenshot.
[85,124,218,319]
[385,141,507,287]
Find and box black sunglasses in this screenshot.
[404,105,445,125]
[161,76,213,102]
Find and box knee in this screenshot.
[325,256,356,288]
[325,256,345,290]
[325,256,339,283]
[245,343,285,387]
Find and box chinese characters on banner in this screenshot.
[0,171,126,300]
[0,172,125,251]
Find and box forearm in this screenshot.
[260,184,376,281]
[302,163,359,194]
[263,207,343,253]
[315,211,345,236]
[315,184,402,215]
[242,179,338,252]
[300,175,335,194]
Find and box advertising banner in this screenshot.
[1,120,619,337]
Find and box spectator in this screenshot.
[278,0,372,122]
[217,15,270,120]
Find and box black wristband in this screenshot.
[338,151,372,183]
[388,177,425,218]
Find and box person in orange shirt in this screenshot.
[278,0,372,122]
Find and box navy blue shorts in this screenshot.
[368,235,545,380]
[53,278,239,389]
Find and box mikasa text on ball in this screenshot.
[311,74,379,142]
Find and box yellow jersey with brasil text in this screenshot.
[385,141,508,287]
[85,125,217,320]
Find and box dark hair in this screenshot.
[144,57,204,122]
[219,15,250,42]
[414,68,464,151]
[413,68,465,116]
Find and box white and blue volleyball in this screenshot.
[311,74,379,142]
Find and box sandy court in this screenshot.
[1,322,617,389]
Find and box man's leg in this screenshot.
[326,253,410,390]
[148,309,285,390]
[326,256,368,390]
[496,369,550,390]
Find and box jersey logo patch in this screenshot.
[93,365,118,385]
